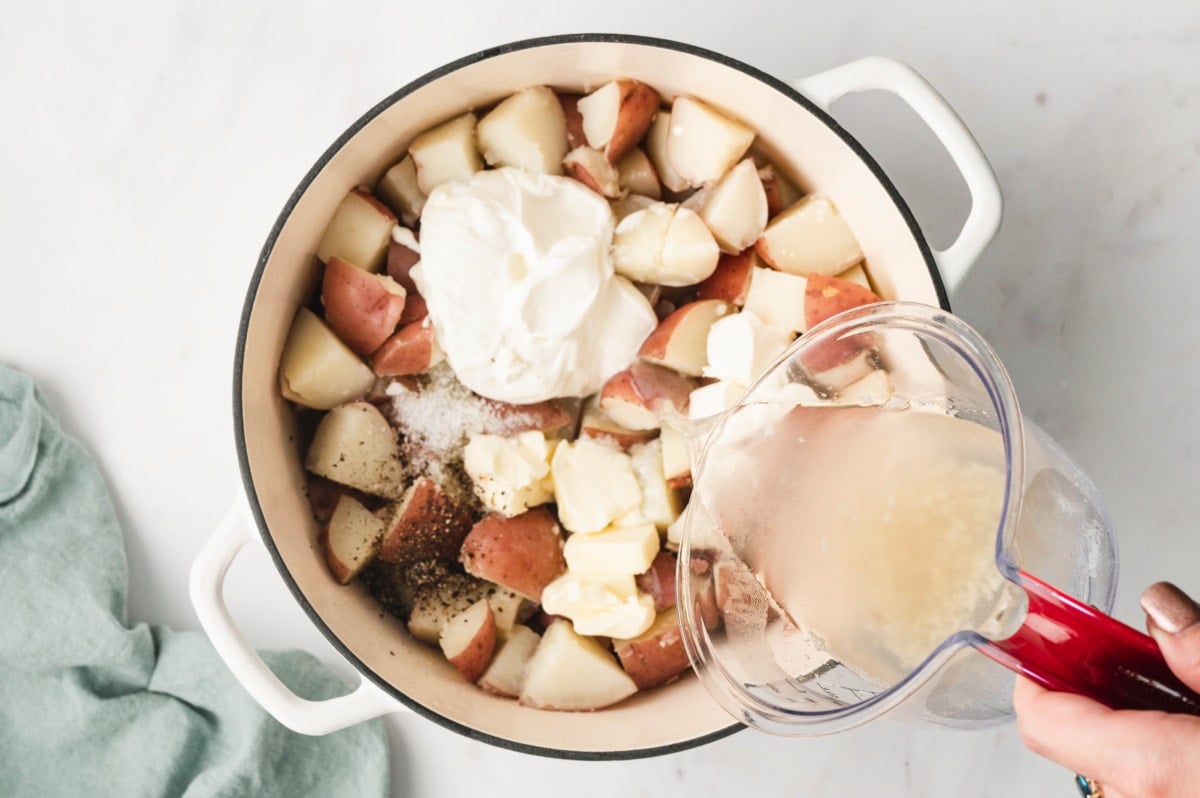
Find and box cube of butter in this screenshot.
[563,522,660,578]
[627,439,681,530]
[551,438,642,534]
[540,572,656,639]
[463,430,555,517]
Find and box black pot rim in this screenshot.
[232,32,948,761]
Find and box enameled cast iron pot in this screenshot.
[190,34,1001,759]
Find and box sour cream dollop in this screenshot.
[412,167,657,403]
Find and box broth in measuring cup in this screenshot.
[695,402,1007,688]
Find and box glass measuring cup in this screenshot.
[676,301,1200,736]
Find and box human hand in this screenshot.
[1014,582,1200,798]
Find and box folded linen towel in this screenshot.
[0,364,389,797]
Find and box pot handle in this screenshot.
[791,56,1002,295]
[188,494,406,735]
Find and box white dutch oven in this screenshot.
[189,34,1001,759]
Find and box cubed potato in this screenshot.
[324,494,385,584]
[409,112,483,194]
[304,401,404,499]
[756,195,863,277]
[378,477,474,565]
[519,620,639,710]
[613,606,692,690]
[459,507,567,600]
[439,599,497,683]
[478,625,541,697]
[316,188,397,272]
[279,308,375,410]
[477,85,569,175]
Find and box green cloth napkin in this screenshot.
[0,364,390,797]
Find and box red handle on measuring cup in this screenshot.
[976,570,1200,714]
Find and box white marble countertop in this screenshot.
[4,2,1199,795]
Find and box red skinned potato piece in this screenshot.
[379,477,474,567]
[613,607,691,690]
[315,187,397,272]
[439,599,497,683]
[693,158,768,254]
[386,238,420,293]
[460,507,567,601]
[578,79,661,163]
[579,396,657,451]
[409,112,483,194]
[616,148,661,200]
[386,234,430,324]
[478,624,541,697]
[305,401,404,499]
[599,369,657,431]
[476,85,569,175]
[694,249,755,305]
[645,110,690,194]
[665,97,755,188]
[600,361,696,431]
[804,273,882,329]
[398,293,428,325]
[796,330,876,379]
[279,308,375,411]
[557,92,588,151]
[305,474,345,525]
[756,163,802,219]
[635,550,678,611]
[659,425,691,490]
[321,257,407,356]
[370,320,441,377]
[632,360,695,415]
[759,164,785,218]
[638,298,732,377]
[519,619,638,710]
[406,571,492,645]
[798,271,881,378]
[689,552,723,632]
[325,494,385,584]
[375,156,425,227]
[755,195,863,277]
[563,146,623,198]
[482,397,578,439]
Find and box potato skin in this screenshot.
[635,550,678,611]
[378,477,474,567]
[804,273,881,330]
[321,256,406,356]
[613,607,691,690]
[440,600,497,683]
[460,507,567,601]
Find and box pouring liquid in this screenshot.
[697,402,1009,688]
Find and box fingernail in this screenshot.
[1140,582,1200,635]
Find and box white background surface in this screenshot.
[3,2,1199,795]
